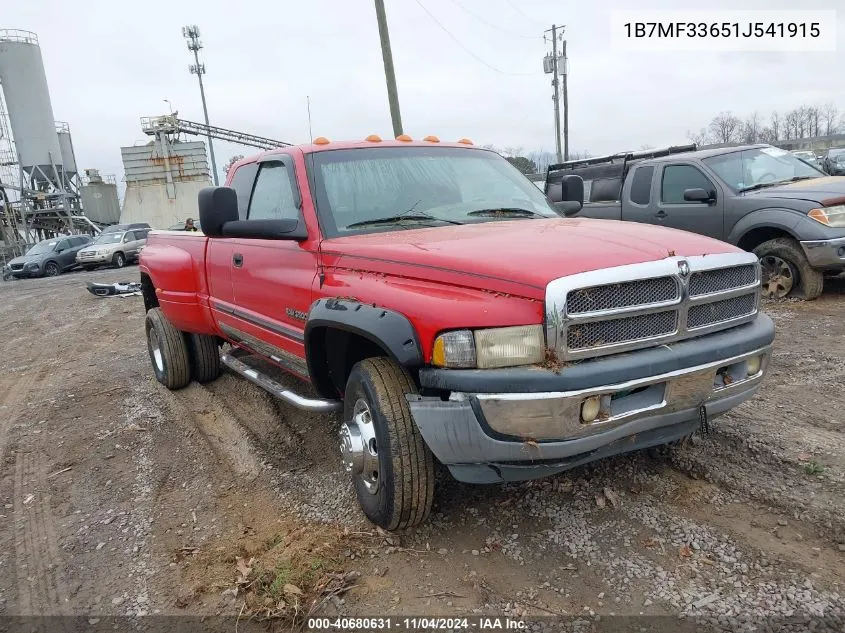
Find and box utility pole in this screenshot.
[544,25,563,163]
[562,39,569,161]
[183,25,219,186]
[374,0,404,138]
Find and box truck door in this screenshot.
[226,156,317,379]
[650,163,725,240]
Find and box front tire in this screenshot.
[340,357,434,530]
[113,252,126,269]
[44,261,61,277]
[145,308,191,389]
[754,237,824,300]
[188,333,221,383]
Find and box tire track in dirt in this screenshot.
[161,382,264,481]
[13,451,68,616]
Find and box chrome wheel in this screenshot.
[148,328,164,372]
[760,255,795,299]
[339,398,380,494]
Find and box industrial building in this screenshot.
[1,28,291,261]
[0,29,118,261]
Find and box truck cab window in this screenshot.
[702,153,743,190]
[248,162,298,221]
[661,165,714,204]
[229,163,259,220]
[629,166,654,205]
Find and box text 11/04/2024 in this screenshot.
[610,10,837,51]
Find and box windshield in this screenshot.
[93,233,123,244]
[26,240,59,255]
[704,146,824,192]
[831,150,845,163]
[308,146,558,237]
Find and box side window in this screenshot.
[56,239,70,251]
[629,166,654,205]
[661,165,714,204]
[703,153,743,190]
[133,230,148,241]
[123,232,133,243]
[229,163,259,220]
[247,162,298,221]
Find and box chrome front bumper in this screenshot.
[800,237,845,269]
[408,345,771,483]
[77,253,111,264]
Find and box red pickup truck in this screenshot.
[139,136,775,530]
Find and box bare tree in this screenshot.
[758,126,777,144]
[708,111,743,144]
[224,154,245,177]
[821,103,839,136]
[687,127,710,146]
[770,111,781,142]
[807,106,820,138]
[741,112,762,144]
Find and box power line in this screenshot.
[412,0,535,76]
[504,0,545,28]
[447,0,539,39]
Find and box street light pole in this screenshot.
[373,0,404,138]
[183,25,219,186]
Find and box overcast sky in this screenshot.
[4,0,844,189]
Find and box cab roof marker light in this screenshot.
[366,134,383,142]
[396,134,413,142]
[423,135,440,142]
[313,137,330,145]
[457,138,474,145]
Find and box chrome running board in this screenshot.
[220,353,342,413]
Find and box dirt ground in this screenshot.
[1,266,844,630]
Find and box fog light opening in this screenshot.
[746,355,762,377]
[581,396,601,424]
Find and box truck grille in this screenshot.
[687,293,757,329]
[568,310,677,350]
[689,264,757,297]
[546,253,761,360]
[566,277,679,314]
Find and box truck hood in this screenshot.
[743,176,845,204]
[322,218,740,298]
[78,244,115,254]
[8,253,45,266]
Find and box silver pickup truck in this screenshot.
[546,143,845,300]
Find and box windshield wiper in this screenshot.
[345,210,464,229]
[467,208,545,218]
[740,175,819,193]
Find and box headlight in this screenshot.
[97,249,109,256]
[432,325,545,369]
[24,262,39,269]
[808,205,845,227]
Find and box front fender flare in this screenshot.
[304,298,423,383]
[728,208,806,245]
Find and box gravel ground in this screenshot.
[0,268,843,631]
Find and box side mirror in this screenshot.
[221,219,307,241]
[547,174,584,216]
[683,188,715,203]
[198,187,239,237]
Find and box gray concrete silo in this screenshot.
[0,30,63,189]
[56,121,78,184]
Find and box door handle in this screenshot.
[233,253,243,267]
[655,210,667,219]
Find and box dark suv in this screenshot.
[823,149,845,176]
[6,235,93,278]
